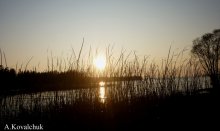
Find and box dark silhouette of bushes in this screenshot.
[0,65,16,91]
[0,65,94,94]
[1,65,142,95]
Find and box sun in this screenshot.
[93,55,106,70]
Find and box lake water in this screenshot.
[0,77,211,123]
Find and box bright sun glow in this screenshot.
[93,55,106,70]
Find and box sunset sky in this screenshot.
[0,0,220,70]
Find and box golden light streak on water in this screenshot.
[99,81,106,103]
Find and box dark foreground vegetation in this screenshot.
[0,90,218,130]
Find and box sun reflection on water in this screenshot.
[99,81,106,103]
[99,81,105,86]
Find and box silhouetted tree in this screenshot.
[191,29,220,91]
